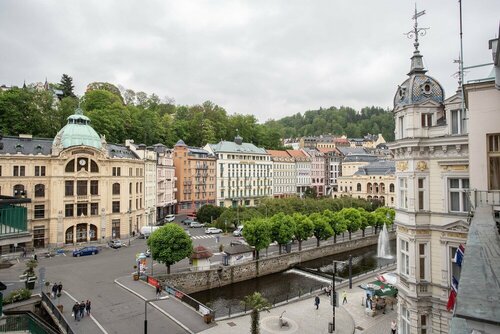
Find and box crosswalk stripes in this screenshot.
[191,235,216,240]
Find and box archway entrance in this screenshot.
[89,224,98,241]
[76,223,87,243]
[65,226,74,244]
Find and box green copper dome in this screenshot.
[54,107,102,149]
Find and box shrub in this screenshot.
[3,288,32,305]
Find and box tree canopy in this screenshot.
[147,224,193,274]
[242,218,272,260]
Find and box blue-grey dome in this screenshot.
[54,107,102,149]
[394,73,444,108]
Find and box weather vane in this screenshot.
[404,4,429,51]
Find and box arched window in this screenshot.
[90,160,99,173]
[380,183,386,193]
[112,183,120,195]
[35,184,45,197]
[367,183,372,193]
[356,183,362,192]
[13,184,26,197]
[389,183,395,192]
[65,159,75,173]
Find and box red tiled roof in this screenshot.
[266,150,291,157]
[286,150,307,158]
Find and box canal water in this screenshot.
[191,239,396,318]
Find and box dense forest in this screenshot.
[0,75,395,149]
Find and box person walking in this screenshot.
[22,247,27,258]
[314,295,320,310]
[72,302,80,321]
[57,282,63,296]
[86,300,91,316]
[79,301,85,318]
[391,319,397,334]
[51,283,58,299]
[155,284,162,299]
[342,290,348,304]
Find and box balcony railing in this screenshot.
[469,189,500,209]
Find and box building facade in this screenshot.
[205,136,272,208]
[389,17,469,333]
[304,148,325,197]
[173,140,216,214]
[0,108,146,248]
[267,150,296,198]
[318,148,342,195]
[153,144,176,222]
[286,150,311,197]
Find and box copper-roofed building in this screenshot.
[267,150,296,198]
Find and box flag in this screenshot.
[451,276,459,293]
[453,244,465,267]
[446,289,457,311]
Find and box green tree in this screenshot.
[59,74,75,98]
[357,207,374,237]
[339,208,362,240]
[196,205,225,225]
[82,89,123,111]
[292,213,314,251]
[303,187,317,199]
[309,212,333,247]
[269,213,295,255]
[372,207,395,234]
[241,292,271,334]
[86,82,124,104]
[322,209,346,243]
[147,224,193,274]
[242,218,272,260]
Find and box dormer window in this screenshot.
[398,86,407,101]
[420,79,433,96]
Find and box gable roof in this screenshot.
[208,141,267,155]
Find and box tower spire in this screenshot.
[404,4,429,75]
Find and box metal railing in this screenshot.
[0,311,60,334]
[41,291,75,334]
[469,189,500,209]
[162,283,215,320]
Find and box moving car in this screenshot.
[182,218,195,225]
[164,214,176,223]
[72,246,99,257]
[233,225,244,237]
[205,227,223,234]
[189,221,205,228]
[108,240,123,249]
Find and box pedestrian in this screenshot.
[314,295,320,310]
[391,319,397,334]
[86,300,91,316]
[79,301,85,318]
[33,253,37,261]
[51,283,58,299]
[57,282,63,296]
[72,302,80,321]
[22,247,27,258]
[342,290,348,304]
[156,284,163,299]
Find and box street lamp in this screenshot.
[329,258,353,333]
[144,296,168,334]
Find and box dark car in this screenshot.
[72,246,99,257]
[182,218,195,225]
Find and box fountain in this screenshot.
[377,223,392,258]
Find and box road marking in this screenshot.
[63,290,109,334]
[191,235,215,240]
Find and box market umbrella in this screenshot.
[363,280,398,297]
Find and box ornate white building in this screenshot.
[267,150,296,198]
[389,11,469,334]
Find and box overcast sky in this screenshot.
[1,1,498,122]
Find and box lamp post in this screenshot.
[330,259,353,333]
[144,296,168,334]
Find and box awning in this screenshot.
[362,280,398,297]
[375,273,398,285]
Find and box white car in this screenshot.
[205,227,223,234]
[164,214,175,223]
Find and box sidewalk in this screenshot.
[115,275,216,334]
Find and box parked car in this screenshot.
[205,227,223,234]
[108,240,123,249]
[164,214,176,223]
[72,246,99,257]
[230,238,248,246]
[189,221,205,228]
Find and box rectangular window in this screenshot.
[20,166,25,176]
[449,178,469,212]
[399,116,404,139]
[0,166,2,176]
[112,167,121,176]
[419,243,428,280]
[112,201,120,213]
[450,246,461,282]
[488,134,500,190]
[13,166,18,176]
[77,203,88,216]
[65,204,74,217]
[421,113,432,127]
[34,205,45,219]
[399,178,408,209]
[111,219,120,239]
[418,177,425,211]
[451,109,467,135]
[400,239,409,277]
[35,166,46,176]
[420,314,427,334]
[401,306,410,334]
[90,180,99,195]
[77,180,87,195]
[65,181,74,196]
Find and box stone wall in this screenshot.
[158,232,395,294]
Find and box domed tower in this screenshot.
[52,106,105,155]
[390,7,469,334]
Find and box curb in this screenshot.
[114,278,194,334]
